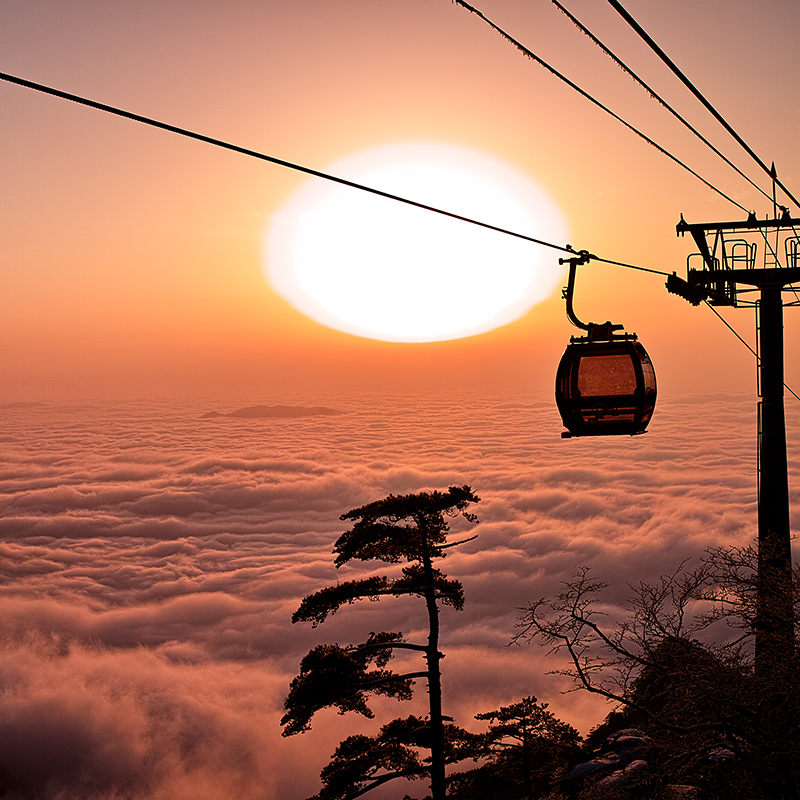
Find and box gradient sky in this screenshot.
[3,0,800,400]
[2,2,800,799]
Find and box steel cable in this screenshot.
[454,0,749,213]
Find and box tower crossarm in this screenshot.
[672,213,800,306]
[677,212,800,270]
[676,212,800,235]
[688,266,800,290]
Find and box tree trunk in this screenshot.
[421,546,446,800]
[522,724,533,800]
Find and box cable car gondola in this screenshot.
[555,249,657,438]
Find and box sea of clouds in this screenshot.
[1,391,797,799]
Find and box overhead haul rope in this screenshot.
[454,2,800,401]
[597,0,799,268]
[600,0,800,322]
[605,0,800,212]
[0,70,668,278]
[453,0,748,213]
[0,70,573,257]
[3,72,793,397]
[704,302,800,403]
[592,256,667,276]
[584,0,800,273]
[549,0,774,209]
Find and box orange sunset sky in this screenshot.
[3,0,800,400]
[2,3,800,800]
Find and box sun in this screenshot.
[264,143,569,342]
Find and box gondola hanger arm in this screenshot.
[559,246,624,339]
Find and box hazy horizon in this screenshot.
[2,0,800,796]
[3,389,795,798]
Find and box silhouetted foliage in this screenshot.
[282,486,480,800]
[447,696,581,800]
[516,545,800,799]
[293,567,464,628]
[309,715,482,800]
[281,636,415,737]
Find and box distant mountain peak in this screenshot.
[203,405,344,419]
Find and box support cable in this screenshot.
[767,168,800,303]
[593,256,668,276]
[9,69,778,326]
[0,70,572,257]
[0,71,676,280]
[4,54,797,406]
[704,301,800,403]
[454,1,748,213]
[549,0,773,208]
[605,0,800,211]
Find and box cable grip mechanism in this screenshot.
[559,246,624,340]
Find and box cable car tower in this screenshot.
[668,202,800,677]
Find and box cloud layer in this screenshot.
[1,392,796,798]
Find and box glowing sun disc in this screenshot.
[265,143,569,342]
